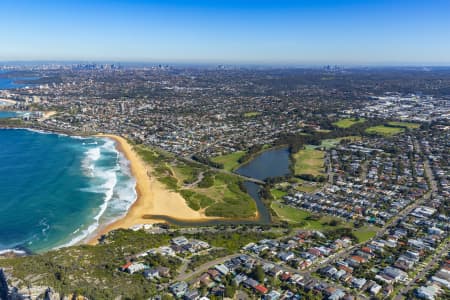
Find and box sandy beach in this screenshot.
[40,111,57,120]
[87,134,212,244]
[0,98,17,105]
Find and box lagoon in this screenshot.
[235,147,291,180]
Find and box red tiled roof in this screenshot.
[339,265,353,273]
[361,247,372,253]
[350,255,365,263]
[255,285,268,294]
[121,262,132,270]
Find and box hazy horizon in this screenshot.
[2,60,450,68]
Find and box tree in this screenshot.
[252,265,265,282]
[200,286,208,297]
[329,219,340,226]
[224,284,236,298]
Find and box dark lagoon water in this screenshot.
[0,129,136,253]
[236,147,291,180]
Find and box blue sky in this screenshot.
[0,0,449,64]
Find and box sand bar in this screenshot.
[87,134,213,244]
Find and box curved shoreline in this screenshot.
[0,127,266,249]
[0,98,17,105]
[86,134,215,245]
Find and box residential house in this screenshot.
[170,282,188,298]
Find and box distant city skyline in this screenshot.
[1,0,450,65]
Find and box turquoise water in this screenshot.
[0,111,22,118]
[0,129,136,253]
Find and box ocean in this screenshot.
[0,73,34,90]
[0,129,136,253]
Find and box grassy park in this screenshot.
[387,121,420,129]
[271,202,378,242]
[366,121,420,136]
[365,125,405,136]
[318,136,361,149]
[270,188,287,200]
[243,111,262,118]
[210,151,246,171]
[271,202,343,230]
[333,118,366,128]
[352,227,378,243]
[293,148,325,176]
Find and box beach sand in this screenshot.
[40,111,57,120]
[87,134,212,244]
[0,98,17,105]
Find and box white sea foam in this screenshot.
[69,135,87,140]
[83,141,98,145]
[59,139,137,249]
[23,128,54,135]
[87,147,101,161]
[60,166,117,247]
[81,144,103,177]
[18,128,88,140]
[0,249,27,256]
[39,218,50,237]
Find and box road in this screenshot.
[359,160,369,181]
[208,167,266,185]
[174,137,440,300]
[175,254,241,281]
[394,239,449,300]
[177,250,367,299]
[325,153,334,185]
[247,254,368,299]
[311,137,439,275]
[413,139,437,194]
[381,138,441,300]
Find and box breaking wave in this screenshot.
[60,138,137,248]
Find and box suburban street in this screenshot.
[394,239,450,300]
